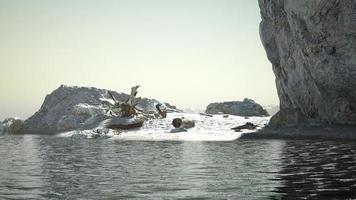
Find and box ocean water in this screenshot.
[1,135,356,200]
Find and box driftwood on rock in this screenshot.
[127,85,140,106]
[120,103,137,117]
[19,85,179,134]
[156,103,167,118]
[106,85,143,130]
[108,85,141,118]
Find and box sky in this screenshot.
[0,0,278,120]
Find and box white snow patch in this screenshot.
[57,113,270,142]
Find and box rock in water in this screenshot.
[0,121,4,134]
[21,85,178,134]
[259,0,356,126]
[0,118,24,134]
[205,98,269,117]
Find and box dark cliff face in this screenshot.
[259,0,356,126]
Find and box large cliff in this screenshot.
[259,0,356,126]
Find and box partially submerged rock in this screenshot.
[206,98,269,117]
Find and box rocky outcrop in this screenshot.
[205,98,269,117]
[0,122,3,134]
[21,85,179,134]
[0,118,24,134]
[264,105,280,116]
[259,0,356,126]
[269,108,307,128]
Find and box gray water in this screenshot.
[1,135,356,200]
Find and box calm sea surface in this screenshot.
[1,135,356,200]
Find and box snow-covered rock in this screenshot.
[0,118,24,134]
[263,105,280,116]
[70,128,116,139]
[206,98,269,117]
[57,113,270,142]
[21,85,179,134]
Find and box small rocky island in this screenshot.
[0,85,270,140]
[205,98,269,117]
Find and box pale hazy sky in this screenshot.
[0,0,278,120]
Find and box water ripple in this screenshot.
[0,135,356,199]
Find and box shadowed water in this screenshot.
[0,135,356,199]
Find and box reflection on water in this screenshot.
[274,140,356,199]
[0,135,356,199]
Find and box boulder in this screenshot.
[21,85,179,134]
[205,98,269,117]
[269,108,307,128]
[172,118,195,129]
[259,0,356,126]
